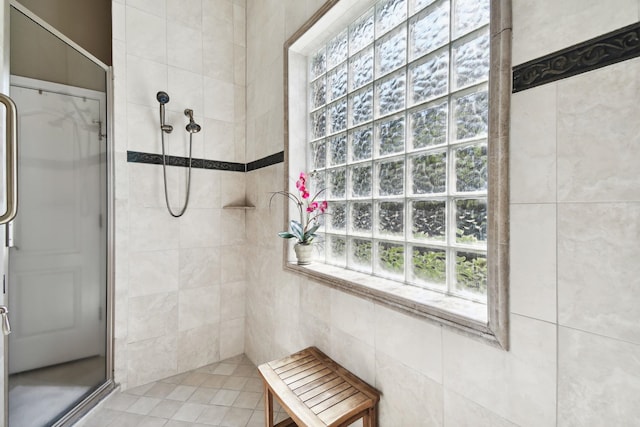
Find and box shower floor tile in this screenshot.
[76,355,290,427]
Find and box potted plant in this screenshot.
[271,172,327,265]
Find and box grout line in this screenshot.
[557,323,640,347]
[555,80,560,426]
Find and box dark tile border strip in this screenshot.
[127,151,245,172]
[513,21,640,93]
[246,151,284,171]
[127,150,285,173]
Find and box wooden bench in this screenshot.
[258,346,380,427]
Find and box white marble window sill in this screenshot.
[285,261,495,343]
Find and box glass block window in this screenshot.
[307,0,490,301]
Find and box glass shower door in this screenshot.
[5,4,111,427]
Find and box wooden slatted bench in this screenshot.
[258,346,380,427]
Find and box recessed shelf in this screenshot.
[223,204,255,210]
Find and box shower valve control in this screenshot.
[0,305,10,335]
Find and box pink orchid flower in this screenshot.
[307,201,319,213]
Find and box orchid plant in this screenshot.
[271,172,327,245]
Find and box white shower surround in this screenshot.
[112,0,247,390]
[110,0,640,424]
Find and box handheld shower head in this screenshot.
[156,91,173,133]
[184,109,202,133]
[156,91,170,104]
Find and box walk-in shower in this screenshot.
[156,91,201,218]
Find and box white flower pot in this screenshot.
[294,243,313,265]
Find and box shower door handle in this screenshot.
[0,93,17,225]
[0,305,11,335]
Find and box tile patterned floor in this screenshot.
[77,354,290,427]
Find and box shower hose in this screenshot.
[160,129,193,218]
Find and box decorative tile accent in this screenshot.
[127,150,285,173]
[246,151,284,171]
[513,21,640,92]
[127,151,245,172]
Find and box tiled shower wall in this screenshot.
[111,0,247,390]
[244,0,640,425]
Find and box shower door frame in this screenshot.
[0,1,116,425]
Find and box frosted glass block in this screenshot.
[376,70,406,117]
[377,159,404,196]
[327,63,348,102]
[455,198,487,245]
[411,246,446,285]
[455,251,487,295]
[328,99,347,134]
[409,1,449,60]
[376,241,404,277]
[327,30,348,69]
[411,0,437,14]
[348,238,373,272]
[411,151,446,194]
[329,202,346,231]
[310,140,326,169]
[328,168,346,198]
[310,47,326,80]
[310,108,326,140]
[310,171,326,198]
[376,26,407,76]
[411,200,445,240]
[410,101,447,149]
[409,50,448,104]
[350,202,372,233]
[349,125,373,161]
[349,8,374,55]
[349,164,372,198]
[328,133,347,166]
[454,90,488,140]
[310,77,326,110]
[349,85,373,127]
[455,143,487,192]
[327,235,347,266]
[349,47,374,91]
[454,0,490,38]
[376,116,405,156]
[377,201,404,236]
[376,0,407,37]
[453,32,490,89]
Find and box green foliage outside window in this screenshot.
[456,253,487,293]
[378,243,404,273]
[353,239,372,264]
[412,248,446,283]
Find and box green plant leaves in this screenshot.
[290,220,304,241]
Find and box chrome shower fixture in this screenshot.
[156,91,173,134]
[184,109,201,134]
[155,90,204,218]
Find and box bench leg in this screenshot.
[363,406,377,427]
[264,384,274,427]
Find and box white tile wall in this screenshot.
[243,1,640,426]
[510,83,557,204]
[112,0,247,390]
[556,58,640,203]
[107,0,640,423]
[558,202,640,343]
[510,203,557,323]
[512,0,639,66]
[558,327,640,424]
